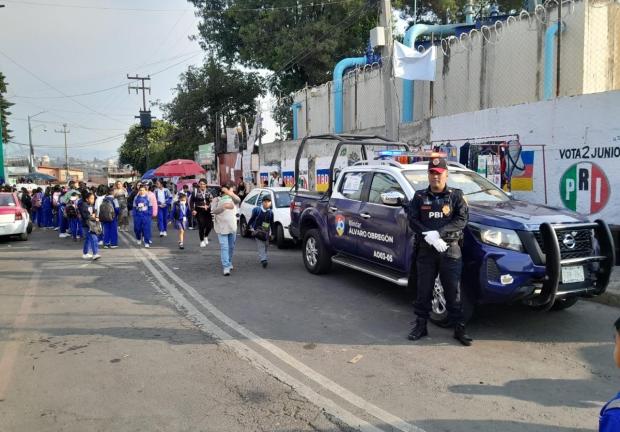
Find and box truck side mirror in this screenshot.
[381,191,405,206]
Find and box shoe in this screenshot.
[159,232,164,237]
[144,243,150,248]
[200,240,206,248]
[92,254,101,261]
[261,260,268,268]
[82,254,93,259]
[179,242,184,250]
[205,238,209,245]
[76,236,81,240]
[98,241,103,246]
[103,245,110,249]
[136,239,142,245]
[163,231,167,237]
[53,227,59,231]
[407,318,428,341]
[188,227,194,230]
[223,268,230,276]
[110,245,118,249]
[229,265,234,271]
[453,323,473,346]
[59,233,69,238]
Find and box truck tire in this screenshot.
[239,216,251,238]
[550,297,579,311]
[429,278,475,327]
[302,228,332,275]
[275,224,286,249]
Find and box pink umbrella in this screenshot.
[154,159,206,177]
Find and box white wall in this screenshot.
[431,90,620,224]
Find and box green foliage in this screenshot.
[162,57,264,151]
[118,120,178,174]
[0,72,14,143]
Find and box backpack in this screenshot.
[99,198,115,222]
[65,203,78,219]
[251,207,273,242]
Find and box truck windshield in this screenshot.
[274,191,292,208]
[402,171,510,203]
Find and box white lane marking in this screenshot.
[121,232,424,432]
[120,235,383,432]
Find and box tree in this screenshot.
[0,72,14,143]
[162,56,263,153]
[118,120,178,174]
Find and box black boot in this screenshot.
[454,323,473,346]
[407,318,428,341]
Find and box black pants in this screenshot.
[414,244,464,324]
[196,209,212,241]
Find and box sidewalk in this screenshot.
[591,267,620,308]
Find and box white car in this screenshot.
[0,192,31,241]
[239,187,296,248]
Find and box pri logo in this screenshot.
[335,215,346,237]
[560,162,610,214]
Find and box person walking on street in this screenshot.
[79,191,101,260]
[269,171,283,187]
[237,177,247,201]
[133,184,154,248]
[113,181,129,232]
[100,186,119,249]
[155,180,172,238]
[248,195,274,268]
[211,182,241,276]
[191,179,213,248]
[172,193,190,250]
[181,184,194,230]
[405,157,473,346]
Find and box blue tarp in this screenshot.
[141,168,156,180]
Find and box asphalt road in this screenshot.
[0,224,618,432]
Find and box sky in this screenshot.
[0,0,277,162]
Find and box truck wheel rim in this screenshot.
[432,277,447,315]
[306,237,318,267]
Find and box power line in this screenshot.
[3,0,191,12]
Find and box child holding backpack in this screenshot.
[99,186,119,249]
[172,193,190,250]
[248,195,274,268]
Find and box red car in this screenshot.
[0,192,31,241]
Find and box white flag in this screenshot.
[393,41,437,81]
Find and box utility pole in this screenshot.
[128,75,153,171]
[379,0,396,140]
[55,124,70,181]
[0,114,5,185]
[27,111,46,172]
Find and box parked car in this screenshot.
[289,135,615,324]
[239,187,296,248]
[0,192,31,241]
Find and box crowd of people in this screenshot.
[2,177,274,275]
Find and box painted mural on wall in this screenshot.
[510,150,535,192]
[559,162,610,214]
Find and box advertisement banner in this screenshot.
[282,158,308,189]
[197,143,215,166]
[315,156,348,192]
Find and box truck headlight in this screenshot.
[472,224,524,252]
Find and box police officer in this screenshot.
[405,157,473,346]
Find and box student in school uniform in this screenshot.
[155,180,172,238]
[133,184,154,248]
[181,184,194,230]
[172,192,190,250]
[79,191,100,261]
[52,186,61,230]
[41,187,54,228]
[66,193,81,241]
[31,188,43,227]
[100,186,120,249]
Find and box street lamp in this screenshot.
[28,111,46,171]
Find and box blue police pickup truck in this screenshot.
[289,134,615,324]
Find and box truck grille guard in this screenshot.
[532,220,615,310]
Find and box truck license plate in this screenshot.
[561,266,585,284]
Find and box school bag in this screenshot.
[32,194,42,208]
[99,198,115,223]
[250,207,273,242]
[64,203,78,219]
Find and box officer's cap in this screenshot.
[428,157,448,173]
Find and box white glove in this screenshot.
[423,230,441,246]
[432,238,449,253]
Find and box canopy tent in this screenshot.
[154,159,206,178]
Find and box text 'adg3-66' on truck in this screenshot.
[289,134,616,325]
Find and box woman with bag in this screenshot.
[79,191,101,260]
[211,182,241,276]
